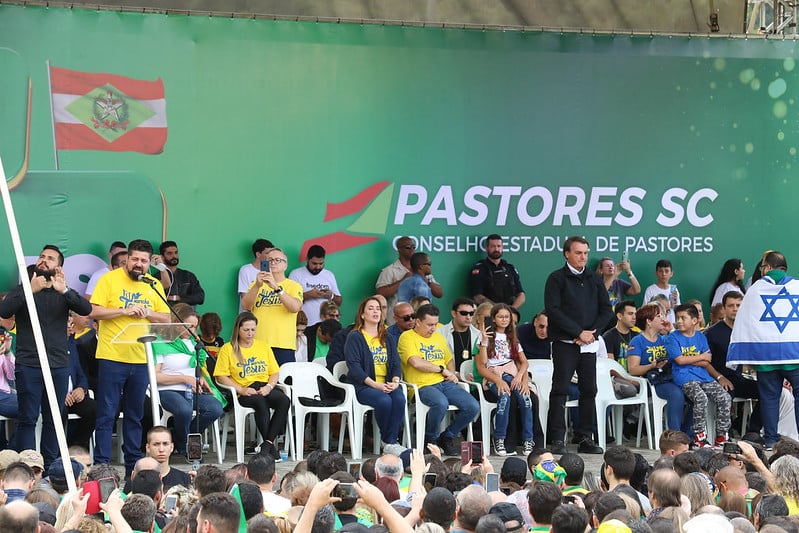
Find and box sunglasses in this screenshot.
[397,313,415,322]
[457,310,475,316]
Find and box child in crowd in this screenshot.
[644,259,680,323]
[666,304,732,449]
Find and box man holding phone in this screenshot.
[398,304,479,456]
[241,248,303,365]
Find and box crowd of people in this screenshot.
[0,233,797,532]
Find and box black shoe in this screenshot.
[577,437,604,454]
[551,440,568,455]
[437,435,459,456]
[259,441,280,461]
[570,435,583,444]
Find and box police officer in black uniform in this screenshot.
[469,234,526,309]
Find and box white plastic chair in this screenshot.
[217,382,294,463]
[595,358,652,449]
[332,361,411,459]
[147,382,225,464]
[403,378,474,451]
[649,382,671,447]
[459,360,496,455]
[279,362,355,461]
[527,359,578,441]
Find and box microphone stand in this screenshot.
[139,275,206,457]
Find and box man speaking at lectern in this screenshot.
[90,239,170,476]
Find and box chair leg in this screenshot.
[212,420,223,464]
[295,411,306,462]
[236,413,246,464]
[345,410,357,460]
[372,415,380,455]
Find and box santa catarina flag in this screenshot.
[49,65,167,154]
[727,275,799,367]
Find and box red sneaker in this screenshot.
[693,431,713,449]
[714,433,729,450]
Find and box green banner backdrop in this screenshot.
[1,4,798,332]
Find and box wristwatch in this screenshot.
[274,286,284,294]
[438,365,445,373]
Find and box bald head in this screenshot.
[0,500,39,533]
[375,454,403,482]
[133,457,160,477]
[715,465,748,493]
[455,485,492,531]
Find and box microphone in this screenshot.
[137,274,157,287]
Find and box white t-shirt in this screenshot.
[288,267,341,325]
[238,263,259,311]
[712,281,743,306]
[643,283,680,322]
[156,339,194,393]
[85,266,110,297]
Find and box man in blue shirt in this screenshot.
[397,253,443,304]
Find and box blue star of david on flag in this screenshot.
[760,286,799,333]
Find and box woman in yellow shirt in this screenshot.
[214,311,290,460]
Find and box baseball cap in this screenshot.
[47,458,84,492]
[19,449,44,471]
[500,457,528,485]
[0,449,20,470]
[32,501,56,525]
[489,502,525,532]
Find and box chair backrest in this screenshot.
[333,361,348,381]
[459,360,474,381]
[279,362,338,398]
[595,357,616,390]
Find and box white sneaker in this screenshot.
[523,440,535,455]
[383,442,406,456]
[495,439,516,457]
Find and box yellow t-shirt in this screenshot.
[213,340,280,389]
[363,331,389,383]
[248,279,304,349]
[398,329,451,388]
[90,268,169,364]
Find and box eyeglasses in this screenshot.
[401,244,416,250]
[397,313,415,322]
[269,257,287,263]
[457,310,475,316]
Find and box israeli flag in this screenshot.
[728,275,799,367]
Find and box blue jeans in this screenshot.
[159,389,224,454]
[417,381,479,442]
[15,364,69,469]
[94,360,150,473]
[655,382,686,432]
[486,373,533,441]
[0,390,17,449]
[757,368,799,445]
[356,386,406,445]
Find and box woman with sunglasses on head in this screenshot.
[476,303,534,456]
[344,296,406,456]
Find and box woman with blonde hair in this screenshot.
[771,454,799,514]
[214,311,290,459]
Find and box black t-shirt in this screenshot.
[602,327,635,369]
[517,323,551,360]
[162,467,192,492]
[705,320,733,376]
